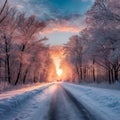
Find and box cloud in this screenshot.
[0,0,93,34]
[7,0,93,19]
[43,15,86,33]
[8,0,52,20]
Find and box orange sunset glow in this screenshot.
[54,58,63,77]
[48,46,73,81]
[57,68,63,77]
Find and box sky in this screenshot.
[1,0,94,45]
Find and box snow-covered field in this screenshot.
[62,82,120,120]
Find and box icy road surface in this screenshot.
[0,82,120,120]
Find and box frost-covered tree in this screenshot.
[66,0,120,83]
[65,34,88,82]
[0,0,8,24]
[14,13,46,85]
[86,0,120,83]
[0,3,51,86]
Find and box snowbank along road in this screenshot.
[0,82,120,120]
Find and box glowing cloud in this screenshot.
[42,16,86,34]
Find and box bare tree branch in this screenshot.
[0,0,8,15]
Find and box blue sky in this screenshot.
[7,0,94,20]
[1,0,94,45]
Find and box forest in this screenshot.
[65,0,120,84]
[0,0,120,89]
[0,0,51,87]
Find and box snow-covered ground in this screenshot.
[0,83,53,99]
[0,82,120,120]
[0,82,52,93]
[0,83,54,120]
[0,83,95,120]
[80,81,120,90]
[62,82,120,120]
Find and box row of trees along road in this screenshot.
[0,0,51,85]
[65,0,120,84]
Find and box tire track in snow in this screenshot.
[49,84,69,120]
[62,86,97,120]
[49,90,57,120]
[49,84,96,120]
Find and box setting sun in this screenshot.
[57,68,63,76]
[49,46,73,81]
[53,58,63,77]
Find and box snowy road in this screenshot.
[49,84,95,120]
[0,82,120,120]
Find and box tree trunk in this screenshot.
[4,35,11,84]
[23,67,29,84]
[14,62,22,85]
[108,69,112,84]
[80,66,83,80]
[114,70,118,81]
[23,64,31,84]
[111,69,114,83]
[33,69,37,83]
[83,67,87,80]
[6,55,11,83]
[92,58,96,82]
[75,63,80,82]
[0,0,7,15]
[15,45,25,85]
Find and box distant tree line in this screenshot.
[65,0,120,84]
[0,0,51,85]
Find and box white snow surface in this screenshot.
[1,82,120,120]
[81,81,120,90]
[0,83,52,99]
[62,82,120,120]
[0,83,54,119]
